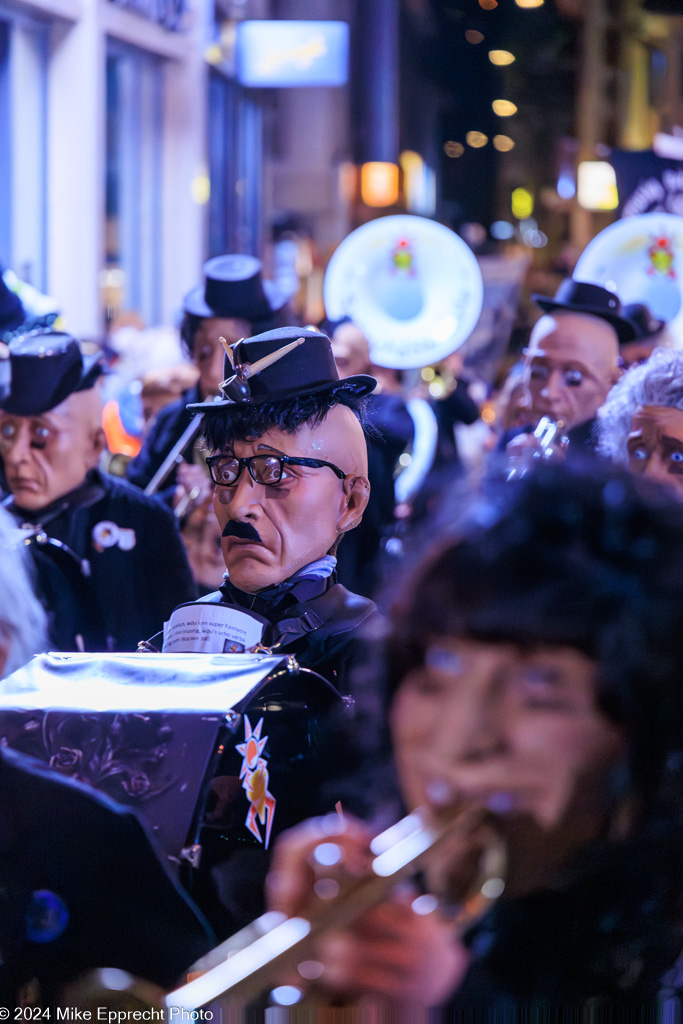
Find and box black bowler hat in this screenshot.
[187,326,376,411]
[182,254,288,322]
[1,330,104,416]
[623,302,666,341]
[532,279,637,344]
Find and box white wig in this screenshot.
[597,347,683,465]
[0,507,46,676]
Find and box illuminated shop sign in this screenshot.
[236,21,349,87]
[108,0,187,32]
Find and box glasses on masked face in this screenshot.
[206,452,347,487]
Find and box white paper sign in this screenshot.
[162,603,264,654]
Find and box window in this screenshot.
[0,11,48,289]
[207,67,263,258]
[0,20,10,270]
[105,41,163,325]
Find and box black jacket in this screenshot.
[0,746,213,1005]
[4,470,197,651]
[167,572,378,936]
[189,572,376,693]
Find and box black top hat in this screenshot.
[1,330,104,416]
[623,302,666,341]
[532,279,637,344]
[187,326,376,411]
[182,255,288,323]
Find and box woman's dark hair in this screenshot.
[388,462,683,798]
[379,463,683,1003]
[202,389,368,451]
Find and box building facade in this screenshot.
[0,0,356,337]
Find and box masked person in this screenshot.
[0,330,196,652]
[158,325,377,689]
[126,255,288,510]
[267,463,683,1013]
[598,346,683,497]
[150,326,377,937]
[620,301,669,370]
[505,281,634,461]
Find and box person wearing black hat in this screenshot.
[505,280,635,460]
[0,330,196,652]
[126,255,289,509]
[151,325,377,937]
[620,301,669,370]
[156,325,377,690]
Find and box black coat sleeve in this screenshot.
[126,398,196,502]
[0,749,214,1003]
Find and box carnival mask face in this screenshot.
[391,637,626,897]
[524,313,621,431]
[627,405,683,496]
[0,390,105,511]
[193,317,252,400]
[212,405,370,593]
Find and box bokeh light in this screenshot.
[466,131,489,148]
[444,140,465,158]
[577,161,619,210]
[491,220,515,240]
[360,162,399,206]
[492,100,518,117]
[489,50,515,65]
[511,187,534,219]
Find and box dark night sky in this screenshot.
[401,0,577,226]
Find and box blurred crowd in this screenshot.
[2,230,683,1016]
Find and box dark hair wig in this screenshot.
[202,388,369,451]
[388,462,683,799]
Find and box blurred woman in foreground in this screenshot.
[268,463,683,1014]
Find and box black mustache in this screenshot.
[222,520,262,543]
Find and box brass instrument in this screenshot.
[506,416,569,482]
[67,805,506,1012]
[143,414,205,497]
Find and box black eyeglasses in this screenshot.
[206,453,347,487]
